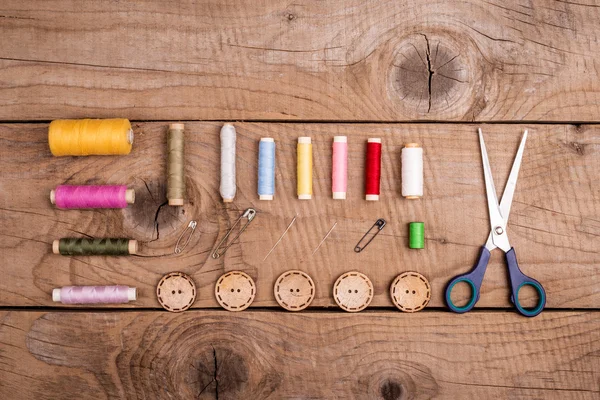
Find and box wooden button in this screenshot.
[156,272,197,312]
[333,271,373,312]
[274,270,315,311]
[215,271,256,312]
[390,271,431,312]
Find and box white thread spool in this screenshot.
[401,143,423,199]
[220,124,236,202]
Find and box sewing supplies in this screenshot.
[402,143,424,199]
[354,218,386,253]
[215,271,256,312]
[333,271,374,312]
[156,272,197,312]
[220,123,237,203]
[263,215,297,261]
[297,137,313,199]
[409,222,425,249]
[365,138,382,201]
[50,185,134,209]
[167,123,186,206]
[332,136,348,199]
[258,138,276,200]
[212,208,256,259]
[174,220,197,254]
[312,222,338,255]
[445,129,546,317]
[48,118,133,156]
[390,272,431,312]
[53,285,137,304]
[274,270,315,311]
[52,238,138,256]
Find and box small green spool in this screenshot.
[409,222,425,249]
[55,238,136,256]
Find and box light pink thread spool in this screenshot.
[332,136,348,199]
[52,285,137,304]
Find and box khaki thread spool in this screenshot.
[167,123,185,206]
[297,137,313,199]
[401,143,423,199]
[52,238,138,256]
[48,119,133,156]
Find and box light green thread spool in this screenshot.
[409,222,425,249]
[53,238,138,256]
[167,123,185,206]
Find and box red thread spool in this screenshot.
[365,138,382,201]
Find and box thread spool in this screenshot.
[48,119,133,156]
[402,143,423,199]
[332,136,348,199]
[258,138,276,200]
[167,123,186,206]
[297,137,313,200]
[52,238,138,256]
[220,124,237,202]
[409,222,425,249]
[50,185,134,209]
[365,138,382,201]
[52,285,136,304]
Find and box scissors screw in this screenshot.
[494,226,504,235]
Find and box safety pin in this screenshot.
[174,220,197,254]
[212,208,257,259]
[354,218,386,252]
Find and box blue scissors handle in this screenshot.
[445,247,490,313]
[506,248,546,317]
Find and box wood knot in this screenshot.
[387,32,484,119]
[380,380,404,400]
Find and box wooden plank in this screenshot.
[1,0,600,121]
[0,310,598,399]
[1,122,598,309]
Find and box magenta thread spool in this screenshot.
[50,185,135,209]
[52,285,137,304]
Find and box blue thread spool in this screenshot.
[258,138,276,200]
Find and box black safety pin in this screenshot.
[354,218,386,252]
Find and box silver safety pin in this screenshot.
[354,218,386,252]
[175,220,197,254]
[212,208,256,259]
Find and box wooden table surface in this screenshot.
[0,1,598,399]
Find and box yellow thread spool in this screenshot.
[48,119,133,156]
[297,137,312,199]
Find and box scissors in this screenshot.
[445,129,546,317]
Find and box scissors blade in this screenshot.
[498,130,527,221]
[479,129,510,252]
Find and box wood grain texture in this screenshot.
[1,122,598,309]
[0,310,598,399]
[1,0,600,121]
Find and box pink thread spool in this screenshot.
[52,285,137,304]
[332,136,348,199]
[50,185,135,209]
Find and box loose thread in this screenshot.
[402,143,424,199]
[297,137,312,199]
[258,138,276,200]
[220,124,237,202]
[332,136,347,199]
[53,238,137,256]
[365,138,382,201]
[48,119,133,156]
[51,185,134,209]
[167,123,185,206]
[53,285,136,304]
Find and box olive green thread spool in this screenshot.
[52,238,138,256]
[167,123,185,206]
[409,222,425,249]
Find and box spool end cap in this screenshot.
[52,288,61,302]
[168,198,184,206]
[128,288,137,301]
[365,194,380,201]
[298,137,311,144]
[298,194,312,200]
[128,240,138,255]
[222,198,234,203]
[367,138,382,144]
[169,123,185,130]
[333,136,347,143]
[126,189,135,204]
[332,192,346,200]
[50,190,56,205]
[259,195,274,200]
[52,240,59,254]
